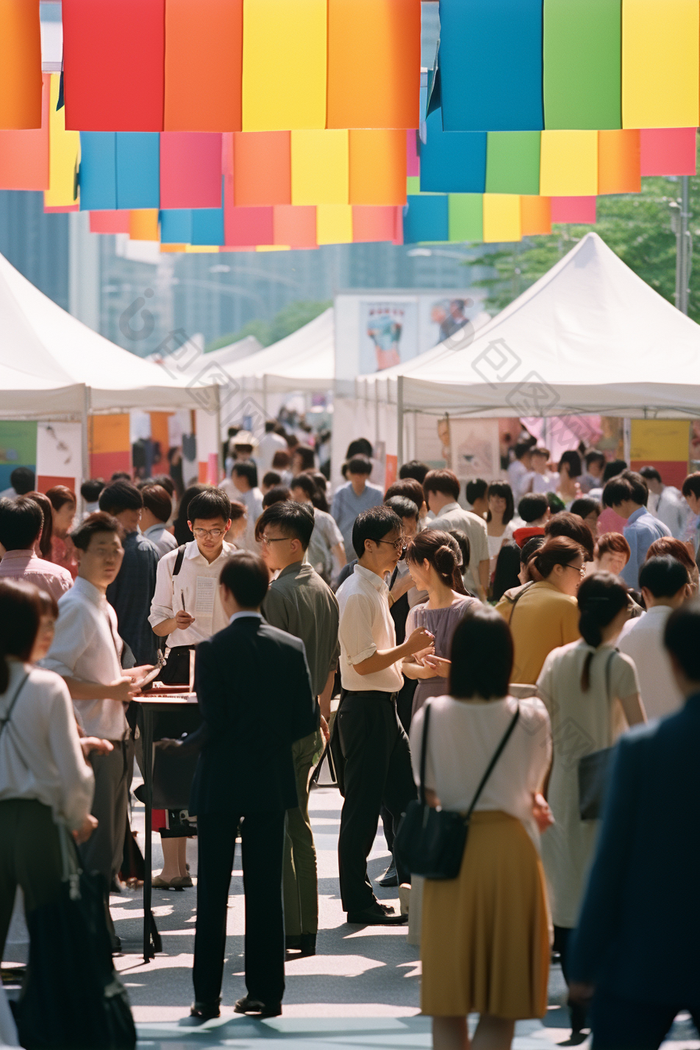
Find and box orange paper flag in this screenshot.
[520,195,552,235]
[598,129,641,194]
[349,130,407,206]
[233,131,291,205]
[0,72,49,189]
[0,0,42,129]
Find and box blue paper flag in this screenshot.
[79,132,117,211]
[160,209,193,244]
[420,109,487,193]
[116,133,160,210]
[403,194,449,243]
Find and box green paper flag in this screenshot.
[448,194,483,241]
[485,132,541,194]
[543,0,621,130]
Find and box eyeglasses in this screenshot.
[377,538,407,553]
[565,563,587,578]
[192,527,224,539]
[259,535,291,547]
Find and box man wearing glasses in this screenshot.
[336,506,434,925]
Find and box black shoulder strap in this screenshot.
[172,544,186,577]
[465,706,521,819]
[418,701,432,806]
[0,672,30,740]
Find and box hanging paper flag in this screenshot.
[439,0,543,132]
[520,195,552,235]
[291,130,349,206]
[233,131,291,206]
[160,209,193,244]
[640,128,697,176]
[598,129,640,194]
[129,210,160,241]
[485,132,540,195]
[0,0,42,129]
[160,132,223,210]
[448,195,484,242]
[327,0,420,129]
[316,205,353,245]
[225,203,275,246]
[482,194,522,243]
[164,0,243,132]
[89,210,131,234]
[0,72,50,189]
[622,0,699,129]
[273,205,317,248]
[540,131,598,197]
[191,199,225,246]
[352,206,400,243]
[403,194,449,243]
[116,133,161,209]
[257,245,291,252]
[407,130,420,178]
[241,0,326,132]
[550,197,597,223]
[45,74,80,209]
[543,0,621,130]
[420,110,487,194]
[79,133,117,210]
[62,0,165,132]
[349,131,407,206]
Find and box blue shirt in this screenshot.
[621,507,672,589]
[331,481,384,559]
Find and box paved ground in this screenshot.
[4,783,699,1049]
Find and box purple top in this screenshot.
[406,597,478,715]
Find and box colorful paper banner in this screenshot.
[233,131,291,206]
[598,129,641,194]
[0,0,42,130]
[448,194,484,241]
[316,204,353,245]
[550,196,597,223]
[482,193,522,243]
[485,131,541,195]
[621,0,699,129]
[543,0,621,130]
[639,128,697,176]
[349,130,407,206]
[539,131,599,197]
[420,110,487,193]
[0,72,49,190]
[291,130,349,206]
[160,132,223,209]
[45,74,80,209]
[520,195,552,235]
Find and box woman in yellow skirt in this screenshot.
[411,606,553,1050]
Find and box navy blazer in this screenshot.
[569,695,700,1004]
[189,616,318,816]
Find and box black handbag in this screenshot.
[577,650,617,821]
[394,701,520,880]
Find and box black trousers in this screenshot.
[381,678,416,853]
[337,691,417,913]
[193,810,286,1006]
[590,988,700,1050]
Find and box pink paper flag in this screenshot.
[550,196,597,223]
[406,130,420,177]
[640,128,697,176]
[160,132,223,209]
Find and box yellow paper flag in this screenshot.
[44,73,80,208]
[482,195,522,243]
[540,131,598,197]
[291,130,349,206]
[316,204,353,244]
[622,0,699,129]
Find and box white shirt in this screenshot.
[149,539,235,647]
[508,460,534,504]
[306,506,344,579]
[219,480,264,551]
[0,662,94,831]
[410,694,551,844]
[618,606,685,719]
[229,611,263,626]
[256,431,288,474]
[531,470,559,495]
[430,501,489,596]
[648,486,691,539]
[337,564,404,693]
[142,523,178,558]
[43,577,127,739]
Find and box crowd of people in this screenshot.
[0,433,699,1050]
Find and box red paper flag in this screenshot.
[225,204,274,246]
[160,132,223,209]
[89,210,132,234]
[550,196,597,224]
[234,132,291,206]
[352,206,398,242]
[0,73,49,189]
[640,128,697,176]
[273,205,317,247]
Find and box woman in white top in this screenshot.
[536,572,646,1040]
[0,580,96,959]
[485,481,516,580]
[411,606,553,1050]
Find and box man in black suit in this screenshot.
[189,551,318,1021]
[569,599,700,1050]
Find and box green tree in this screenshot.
[205,299,331,351]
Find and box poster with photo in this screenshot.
[360,301,419,374]
[449,418,501,480]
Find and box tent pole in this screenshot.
[397,375,404,468]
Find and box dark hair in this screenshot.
[466,478,488,504]
[577,572,630,689]
[406,529,466,594]
[0,579,41,691]
[346,438,373,459]
[80,479,105,503]
[174,484,207,543]
[492,542,520,601]
[25,491,53,559]
[486,481,514,524]
[513,442,532,462]
[603,470,648,509]
[595,531,631,562]
[310,470,327,493]
[682,472,700,500]
[0,496,43,551]
[531,446,550,459]
[98,480,143,515]
[309,471,330,512]
[46,485,76,512]
[152,474,175,497]
[645,536,696,575]
[558,450,582,478]
[262,486,291,509]
[265,420,277,433]
[585,451,606,471]
[521,535,546,565]
[547,493,566,514]
[229,499,246,522]
[545,511,595,560]
[347,455,373,477]
[293,446,315,472]
[423,469,460,502]
[233,461,259,489]
[385,478,424,514]
[291,473,317,500]
[262,471,282,490]
[447,529,471,572]
[640,466,662,485]
[188,488,231,524]
[639,555,689,599]
[530,536,586,579]
[399,460,430,484]
[255,500,314,550]
[518,493,549,524]
[70,511,124,551]
[219,550,269,608]
[352,505,402,560]
[664,599,700,682]
[570,497,601,522]
[449,606,513,699]
[384,495,419,523]
[110,471,131,483]
[140,484,172,524]
[602,459,627,484]
[271,450,291,470]
[9,467,35,495]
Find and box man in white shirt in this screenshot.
[290,473,346,583]
[640,467,691,540]
[44,512,151,945]
[507,442,534,505]
[257,421,289,476]
[423,469,490,601]
[530,447,559,495]
[140,483,178,558]
[220,461,264,552]
[336,505,433,925]
[618,555,690,718]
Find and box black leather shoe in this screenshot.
[377,862,398,887]
[286,933,316,957]
[234,995,282,1018]
[346,902,407,925]
[189,1001,220,1020]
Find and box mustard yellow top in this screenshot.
[495,580,580,685]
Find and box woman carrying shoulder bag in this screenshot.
[410,606,553,1050]
[0,579,95,959]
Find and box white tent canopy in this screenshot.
[356,233,700,421]
[151,333,263,383]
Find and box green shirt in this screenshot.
[262,561,340,697]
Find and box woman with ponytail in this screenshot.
[536,572,646,1041]
[402,530,479,716]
